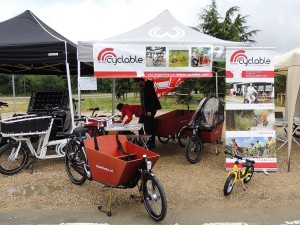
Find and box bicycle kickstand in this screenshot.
[241,181,247,191]
[26,157,37,174]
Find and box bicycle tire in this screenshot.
[184,137,204,164]
[243,166,254,184]
[292,124,300,138]
[284,124,300,138]
[224,173,236,196]
[178,127,190,147]
[142,175,167,221]
[157,135,170,144]
[65,139,87,185]
[0,143,28,175]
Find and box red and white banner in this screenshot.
[225,47,277,172]
[148,77,187,98]
[93,44,213,78]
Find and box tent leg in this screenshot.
[215,72,218,97]
[112,78,115,115]
[12,74,16,115]
[66,62,75,131]
[77,61,81,118]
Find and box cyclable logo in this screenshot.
[97,48,116,61]
[230,50,271,66]
[148,26,185,39]
[97,47,143,65]
[230,50,247,63]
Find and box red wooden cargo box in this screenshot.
[84,135,159,187]
[154,109,194,137]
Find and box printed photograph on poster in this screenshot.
[191,47,212,67]
[226,109,275,131]
[168,47,189,67]
[225,131,277,172]
[146,46,166,67]
[225,81,274,110]
[226,136,276,158]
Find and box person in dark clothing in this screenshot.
[134,78,162,148]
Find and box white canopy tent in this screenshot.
[274,47,300,171]
[77,9,250,114]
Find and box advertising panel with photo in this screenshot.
[225,47,276,172]
[93,44,213,78]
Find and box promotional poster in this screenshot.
[225,47,276,171]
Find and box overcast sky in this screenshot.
[0,0,298,57]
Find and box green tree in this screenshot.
[198,0,260,42]
[0,75,29,95]
[115,78,132,100]
[194,0,260,96]
[96,78,112,93]
[25,75,66,92]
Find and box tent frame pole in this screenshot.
[12,74,16,115]
[77,61,81,118]
[215,72,218,97]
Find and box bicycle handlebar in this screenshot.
[0,101,8,107]
[224,150,255,164]
[75,114,120,123]
[74,117,87,122]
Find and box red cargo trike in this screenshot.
[64,131,167,221]
[154,109,194,147]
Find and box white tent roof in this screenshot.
[77,9,250,62]
[274,47,300,171]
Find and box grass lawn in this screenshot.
[0,93,205,116]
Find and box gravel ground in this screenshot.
[1,109,300,213]
[1,134,300,213]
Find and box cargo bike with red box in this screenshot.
[64,130,167,221]
[182,96,224,163]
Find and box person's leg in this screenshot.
[138,114,145,135]
[144,110,157,148]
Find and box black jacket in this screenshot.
[141,80,162,112]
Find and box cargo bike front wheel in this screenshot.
[184,136,204,164]
[142,175,167,221]
[0,142,29,175]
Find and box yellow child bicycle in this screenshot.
[224,150,255,196]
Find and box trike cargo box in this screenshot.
[84,135,159,187]
[199,123,223,143]
[154,109,194,137]
[0,115,52,137]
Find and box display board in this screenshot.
[225,47,276,172]
[93,44,213,78]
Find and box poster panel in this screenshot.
[225,47,276,172]
[93,44,213,78]
[79,77,97,91]
[225,131,277,172]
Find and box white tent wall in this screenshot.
[294,91,300,117]
[274,48,300,171]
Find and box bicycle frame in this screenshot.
[226,161,250,183]
[224,150,255,195]
[1,115,69,160]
